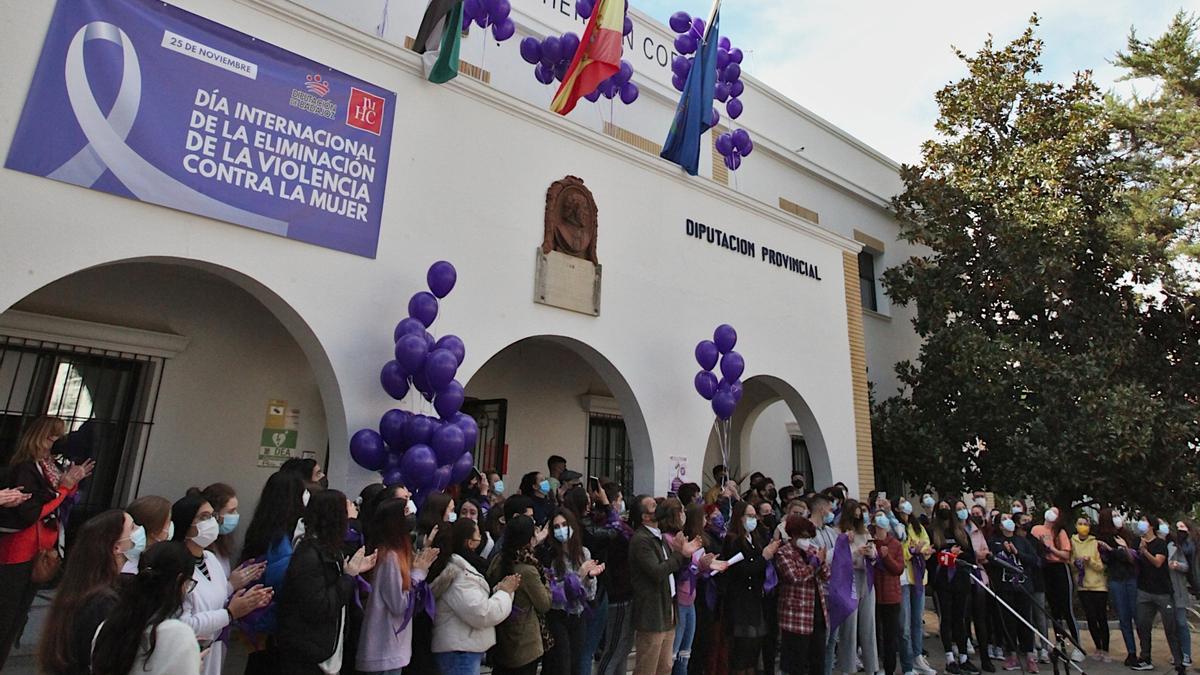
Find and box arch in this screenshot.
[0,255,347,474]
[703,374,832,489]
[461,334,653,495]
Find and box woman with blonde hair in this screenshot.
[0,416,94,669]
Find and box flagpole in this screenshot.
[702,0,722,43]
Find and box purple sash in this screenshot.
[763,562,779,594]
[911,548,927,591]
[397,579,434,635]
[1073,558,1086,586]
[865,552,876,594]
[353,575,372,610]
[827,533,857,630]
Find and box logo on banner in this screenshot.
[305,73,329,96]
[347,87,384,135]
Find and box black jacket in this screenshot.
[275,538,353,665]
[0,461,57,532]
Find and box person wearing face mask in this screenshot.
[1166,521,1194,669]
[895,499,935,675]
[536,507,602,674]
[721,500,782,675]
[487,470,506,506]
[1132,516,1185,673]
[806,495,841,675]
[1030,507,1083,662]
[519,471,553,526]
[778,498,812,541]
[124,495,174,574]
[36,509,132,674]
[930,499,978,674]
[457,499,495,559]
[834,499,880,675]
[1094,507,1138,665]
[872,508,906,675]
[171,493,271,675]
[196,483,239,578]
[990,514,1039,672]
[775,514,830,675]
[964,503,996,672]
[1069,516,1109,663]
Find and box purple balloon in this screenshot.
[617,60,633,84]
[710,107,720,128]
[719,36,731,50]
[723,63,741,83]
[541,36,562,64]
[671,55,691,77]
[432,423,466,466]
[404,414,438,448]
[716,48,730,70]
[350,429,387,471]
[433,465,453,492]
[585,88,603,102]
[490,0,511,19]
[674,33,697,55]
[380,360,410,400]
[534,63,554,85]
[408,291,439,327]
[730,379,744,402]
[695,340,719,370]
[451,451,475,484]
[730,80,745,97]
[411,368,433,400]
[463,0,483,21]
[714,82,730,103]
[619,82,639,105]
[741,137,754,157]
[560,32,580,57]
[730,47,743,64]
[492,17,515,41]
[381,467,404,486]
[727,97,744,120]
[714,324,737,353]
[724,153,742,171]
[668,11,691,33]
[576,0,593,19]
[720,351,745,381]
[671,73,686,92]
[425,349,458,392]
[393,317,426,342]
[474,11,488,28]
[712,391,737,420]
[434,379,465,418]
[732,128,752,154]
[383,450,404,474]
[453,413,480,450]
[483,0,503,15]
[694,370,719,400]
[623,16,633,36]
[379,409,410,449]
[519,36,543,64]
[715,133,733,157]
[401,444,438,489]
[554,61,569,82]
[426,261,457,298]
[601,79,618,99]
[394,334,427,374]
[690,17,705,37]
[434,335,466,365]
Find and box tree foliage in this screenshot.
[872,17,1200,515]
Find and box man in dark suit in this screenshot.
[628,494,701,675]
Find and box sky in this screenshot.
[631,1,1197,165]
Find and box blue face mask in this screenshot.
[874,515,890,530]
[956,509,969,522]
[1136,520,1150,535]
[1157,523,1170,536]
[1001,519,1016,533]
[553,525,572,542]
[126,525,147,561]
[448,512,458,524]
[923,496,935,509]
[745,517,758,533]
[538,479,551,495]
[493,480,505,494]
[218,513,240,535]
[899,501,913,515]
[823,512,835,525]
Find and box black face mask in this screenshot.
[766,489,777,501]
[971,515,984,527]
[792,479,805,490]
[762,514,778,530]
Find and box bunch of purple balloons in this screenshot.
[462,0,516,42]
[348,261,480,502]
[693,323,745,420]
[518,2,639,105]
[668,11,754,171]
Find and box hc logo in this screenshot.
[346,87,385,135]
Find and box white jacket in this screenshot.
[430,554,514,654]
[93,619,201,675]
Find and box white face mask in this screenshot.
[1044,509,1058,523]
[553,526,572,543]
[448,512,458,523]
[974,497,987,507]
[191,518,219,549]
[796,537,812,549]
[405,499,417,516]
[302,489,311,507]
[1112,515,1125,529]
[492,480,505,494]
[745,517,758,533]
[922,496,935,509]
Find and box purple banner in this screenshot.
[6,0,395,258]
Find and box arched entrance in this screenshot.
[703,374,831,492]
[0,257,341,528]
[462,335,652,495]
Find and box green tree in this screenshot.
[872,17,1200,514]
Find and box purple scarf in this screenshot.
[827,533,857,630]
[397,579,434,635]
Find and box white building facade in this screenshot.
[0,0,919,523]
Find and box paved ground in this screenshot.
[6,589,1197,674]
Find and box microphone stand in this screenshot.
[953,557,1086,675]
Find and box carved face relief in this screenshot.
[543,176,598,264]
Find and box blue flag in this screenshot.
[659,2,720,176]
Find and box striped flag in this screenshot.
[660,0,721,175]
[413,0,464,84]
[550,0,623,115]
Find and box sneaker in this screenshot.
[1124,655,1139,668]
[1132,661,1154,671]
[1182,656,1192,667]
[946,663,961,675]
[1037,650,1050,665]
[981,658,996,673]
[1003,655,1020,671]
[1024,658,1039,674]
[962,661,981,674]
[1071,649,1086,663]
[916,656,939,675]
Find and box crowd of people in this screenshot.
[0,416,1197,675]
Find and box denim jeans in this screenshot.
[1107,577,1138,655]
[433,650,484,675]
[672,603,697,675]
[1174,607,1191,660]
[899,585,924,672]
[580,591,609,675]
[824,620,840,675]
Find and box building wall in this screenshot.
[11,263,328,548]
[741,400,795,488]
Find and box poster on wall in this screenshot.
[5,0,396,258]
[258,399,300,468]
[668,454,688,495]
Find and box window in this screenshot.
[461,398,507,475]
[791,436,813,489]
[586,414,633,490]
[858,249,878,312]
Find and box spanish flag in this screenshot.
[550,0,623,115]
